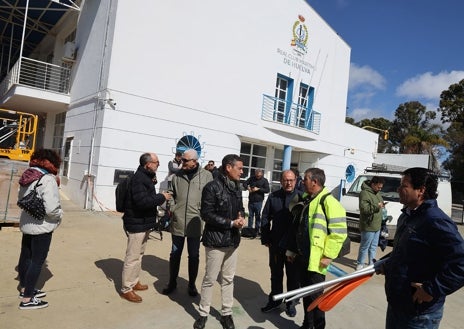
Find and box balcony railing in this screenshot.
[0,57,71,97]
[261,94,321,134]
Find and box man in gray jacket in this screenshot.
[162,149,213,296]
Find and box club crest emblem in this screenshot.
[291,15,308,55]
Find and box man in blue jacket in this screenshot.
[375,167,464,329]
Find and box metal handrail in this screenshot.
[261,94,321,134]
[0,57,71,97]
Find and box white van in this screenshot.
[340,166,452,240]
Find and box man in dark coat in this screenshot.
[120,152,171,303]
[260,170,302,317]
[243,168,270,235]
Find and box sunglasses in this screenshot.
[181,158,195,162]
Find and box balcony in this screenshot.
[261,94,321,134]
[0,57,71,114]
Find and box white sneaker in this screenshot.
[356,264,364,271]
[19,296,48,310]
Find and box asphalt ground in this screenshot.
[1,196,463,329]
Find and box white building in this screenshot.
[0,0,379,210]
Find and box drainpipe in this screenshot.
[84,0,112,210]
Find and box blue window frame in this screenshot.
[304,86,315,129]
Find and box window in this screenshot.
[64,29,76,43]
[271,148,283,192]
[62,137,73,177]
[176,135,202,156]
[274,77,287,122]
[274,75,293,123]
[296,85,315,129]
[240,142,267,186]
[297,84,308,128]
[52,112,66,154]
[347,175,400,202]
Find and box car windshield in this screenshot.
[347,175,400,202]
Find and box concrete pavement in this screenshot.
[1,198,463,329]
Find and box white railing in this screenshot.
[0,57,71,97]
[261,94,321,134]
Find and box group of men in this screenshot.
[119,149,464,329]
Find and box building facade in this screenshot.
[0,0,379,210]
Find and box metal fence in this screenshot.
[261,94,321,134]
[0,57,71,97]
[0,159,28,224]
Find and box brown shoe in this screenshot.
[133,282,148,291]
[120,290,142,303]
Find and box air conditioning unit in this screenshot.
[63,41,76,60]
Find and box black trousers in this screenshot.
[18,232,53,297]
[268,246,299,302]
[298,256,326,329]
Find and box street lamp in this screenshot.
[362,126,389,140]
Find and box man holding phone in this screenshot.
[356,176,385,270]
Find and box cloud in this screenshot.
[348,107,387,121]
[351,90,376,104]
[349,63,387,91]
[396,70,464,100]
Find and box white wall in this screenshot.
[62,0,377,209]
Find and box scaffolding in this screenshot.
[0,108,38,162]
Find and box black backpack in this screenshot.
[115,173,134,212]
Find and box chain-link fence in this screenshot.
[0,159,28,225]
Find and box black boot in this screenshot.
[162,256,180,295]
[193,316,207,329]
[188,257,199,296]
[220,315,235,329]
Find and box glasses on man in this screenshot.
[181,158,194,162]
[283,179,295,183]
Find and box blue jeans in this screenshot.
[386,304,443,329]
[357,230,380,266]
[248,201,263,230]
[18,232,53,298]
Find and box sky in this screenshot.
[307,0,464,122]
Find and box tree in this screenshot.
[438,79,464,123]
[345,116,355,125]
[439,79,464,200]
[390,101,448,170]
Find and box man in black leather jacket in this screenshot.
[193,154,245,329]
[120,153,171,303]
